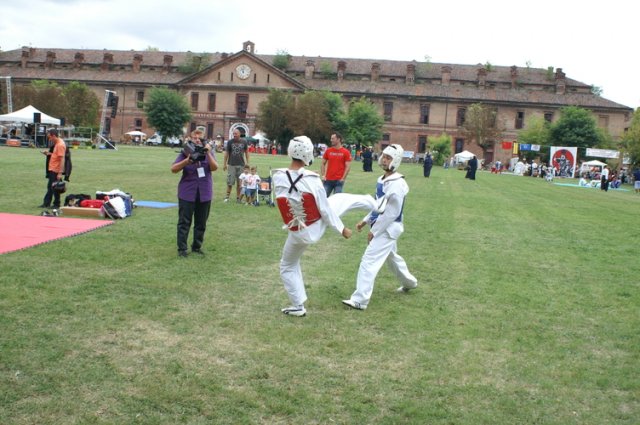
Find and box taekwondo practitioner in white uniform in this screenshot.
[274,136,377,317]
[342,144,418,311]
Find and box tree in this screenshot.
[144,87,191,141]
[177,52,211,74]
[287,91,333,143]
[255,89,295,146]
[62,81,100,127]
[345,97,384,147]
[620,108,640,169]
[429,132,452,165]
[517,116,551,161]
[272,50,291,70]
[13,80,67,119]
[548,106,603,154]
[461,103,503,157]
[321,91,348,137]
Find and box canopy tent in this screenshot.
[125,130,146,137]
[580,159,607,173]
[454,150,476,162]
[0,105,61,125]
[582,160,607,167]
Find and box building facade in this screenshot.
[0,41,633,163]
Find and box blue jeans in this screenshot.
[323,180,344,197]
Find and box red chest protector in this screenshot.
[276,171,322,231]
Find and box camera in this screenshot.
[190,145,207,162]
[183,141,208,162]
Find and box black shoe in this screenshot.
[178,250,188,258]
[191,248,205,256]
[37,204,50,208]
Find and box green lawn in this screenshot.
[1,145,639,424]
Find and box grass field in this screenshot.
[1,145,639,424]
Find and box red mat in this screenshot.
[0,213,114,255]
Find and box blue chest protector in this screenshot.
[370,181,404,225]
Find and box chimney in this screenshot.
[21,49,30,68]
[221,52,228,59]
[371,62,380,82]
[337,61,346,81]
[441,66,452,86]
[73,52,85,69]
[45,51,56,69]
[163,55,173,73]
[406,63,415,85]
[510,65,518,88]
[477,67,487,88]
[305,60,315,80]
[193,55,202,70]
[101,52,114,71]
[555,68,566,94]
[133,53,143,73]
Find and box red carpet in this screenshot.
[0,213,113,255]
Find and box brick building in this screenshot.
[0,41,633,163]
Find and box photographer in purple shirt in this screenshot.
[171,127,218,257]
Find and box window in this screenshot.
[382,133,390,142]
[236,94,249,118]
[456,108,466,126]
[104,117,111,133]
[134,118,142,129]
[420,104,430,125]
[515,111,524,129]
[489,108,497,128]
[190,122,196,133]
[598,115,609,129]
[136,91,144,109]
[383,102,393,122]
[544,112,553,123]
[207,123,214,138]
[418,136,427,153]
[208,94,216,112]
[191,92,199,111]
[455,138,464,153]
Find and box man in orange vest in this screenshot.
[39,129,67,209]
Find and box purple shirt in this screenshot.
[174,153,214,202]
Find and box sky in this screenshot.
[1,0,638,110]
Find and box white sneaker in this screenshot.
[397,286,411,293]
[342,299,366,310]
[223,197,229,203]
[281,305,306,317]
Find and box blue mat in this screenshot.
[136,200,179,208]
[553,183,629,191]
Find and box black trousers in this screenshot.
[43,171,61,208]
[177,196,211,252]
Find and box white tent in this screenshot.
[580,159,607,172]
[454,150,476,162]
[0,105,61,125]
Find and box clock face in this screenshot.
[236,64,251,80]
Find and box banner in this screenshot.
[502,141,513,150]
[550,146,578,178]
[585,148,619,159]
[513,142,519,155]
[519,143,531,151]
[531,145,541,152]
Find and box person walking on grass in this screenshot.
[342,144,418,311]
[223,129,250,203]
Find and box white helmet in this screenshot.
[288,136,314,165]
[379,144,404,172]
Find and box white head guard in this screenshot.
[379,144,404,172]
[288,136,314,165]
